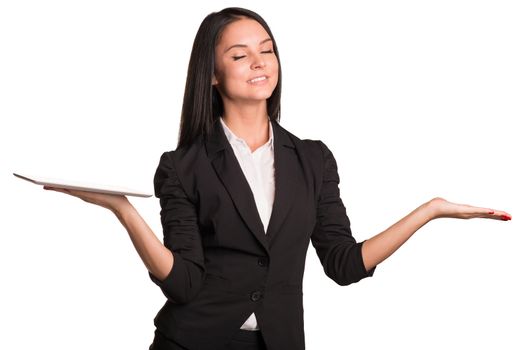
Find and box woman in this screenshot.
[44,7,512,350]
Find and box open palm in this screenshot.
[44,186,129,213]
[429,197,511,221]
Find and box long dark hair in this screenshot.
[177,7,282,149]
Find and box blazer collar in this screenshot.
[204,117,298,254]
[219,116,275,152]
[205,117,294,158]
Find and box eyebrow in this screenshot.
[224,38,273,53]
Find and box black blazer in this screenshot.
[149,118,376,350]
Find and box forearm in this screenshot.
[361,200,434,272]
[112,202,174,281]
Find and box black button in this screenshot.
[250,291,263,302]
[257,257,268,267]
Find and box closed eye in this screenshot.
[233,50,274,61]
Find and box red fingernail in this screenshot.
[501,215,511,221]
[488,210,495,214]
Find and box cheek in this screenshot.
[269,57,279,74]
[269,60,279,84]
[223,66,249,88]
[215,61,239,83]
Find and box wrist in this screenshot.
[112,197,133,218]
[424,198,440,221]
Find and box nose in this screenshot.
[251,53,266,70]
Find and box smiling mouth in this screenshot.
[247,76,268,84]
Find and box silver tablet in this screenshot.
[13,172,152,198]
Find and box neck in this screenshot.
[221,103,270,150]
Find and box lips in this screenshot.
[247,75,268,84]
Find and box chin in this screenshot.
[247,95,273,103]
[228,84,276,102]
[233,91,273,102]
[250,87,276,99]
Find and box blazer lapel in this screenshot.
[266,120,298,244]
[204,118,298,253]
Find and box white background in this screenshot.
[1,1,522,349]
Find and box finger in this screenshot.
[463,206,496,216]
[485,209,512,221]
[499,213,512,221]
[44,186,70,194]
[469,206,505,217]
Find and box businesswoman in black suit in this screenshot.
[44,7,512,350]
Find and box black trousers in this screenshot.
[149,328,267,350]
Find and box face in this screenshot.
[212,18,279,105]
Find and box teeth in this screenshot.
[248,76,267,83]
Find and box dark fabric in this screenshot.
[226,329,267,350]
[149,329,266,350]
[149,329,189,350]
[148,119,376,350]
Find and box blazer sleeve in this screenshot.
[148,151,206,304]
[310,140,376,286]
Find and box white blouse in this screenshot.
[219,116,275,331]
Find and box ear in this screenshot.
[212,73,218,86]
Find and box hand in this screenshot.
[428,197,512,221]
[43,186,130,213]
